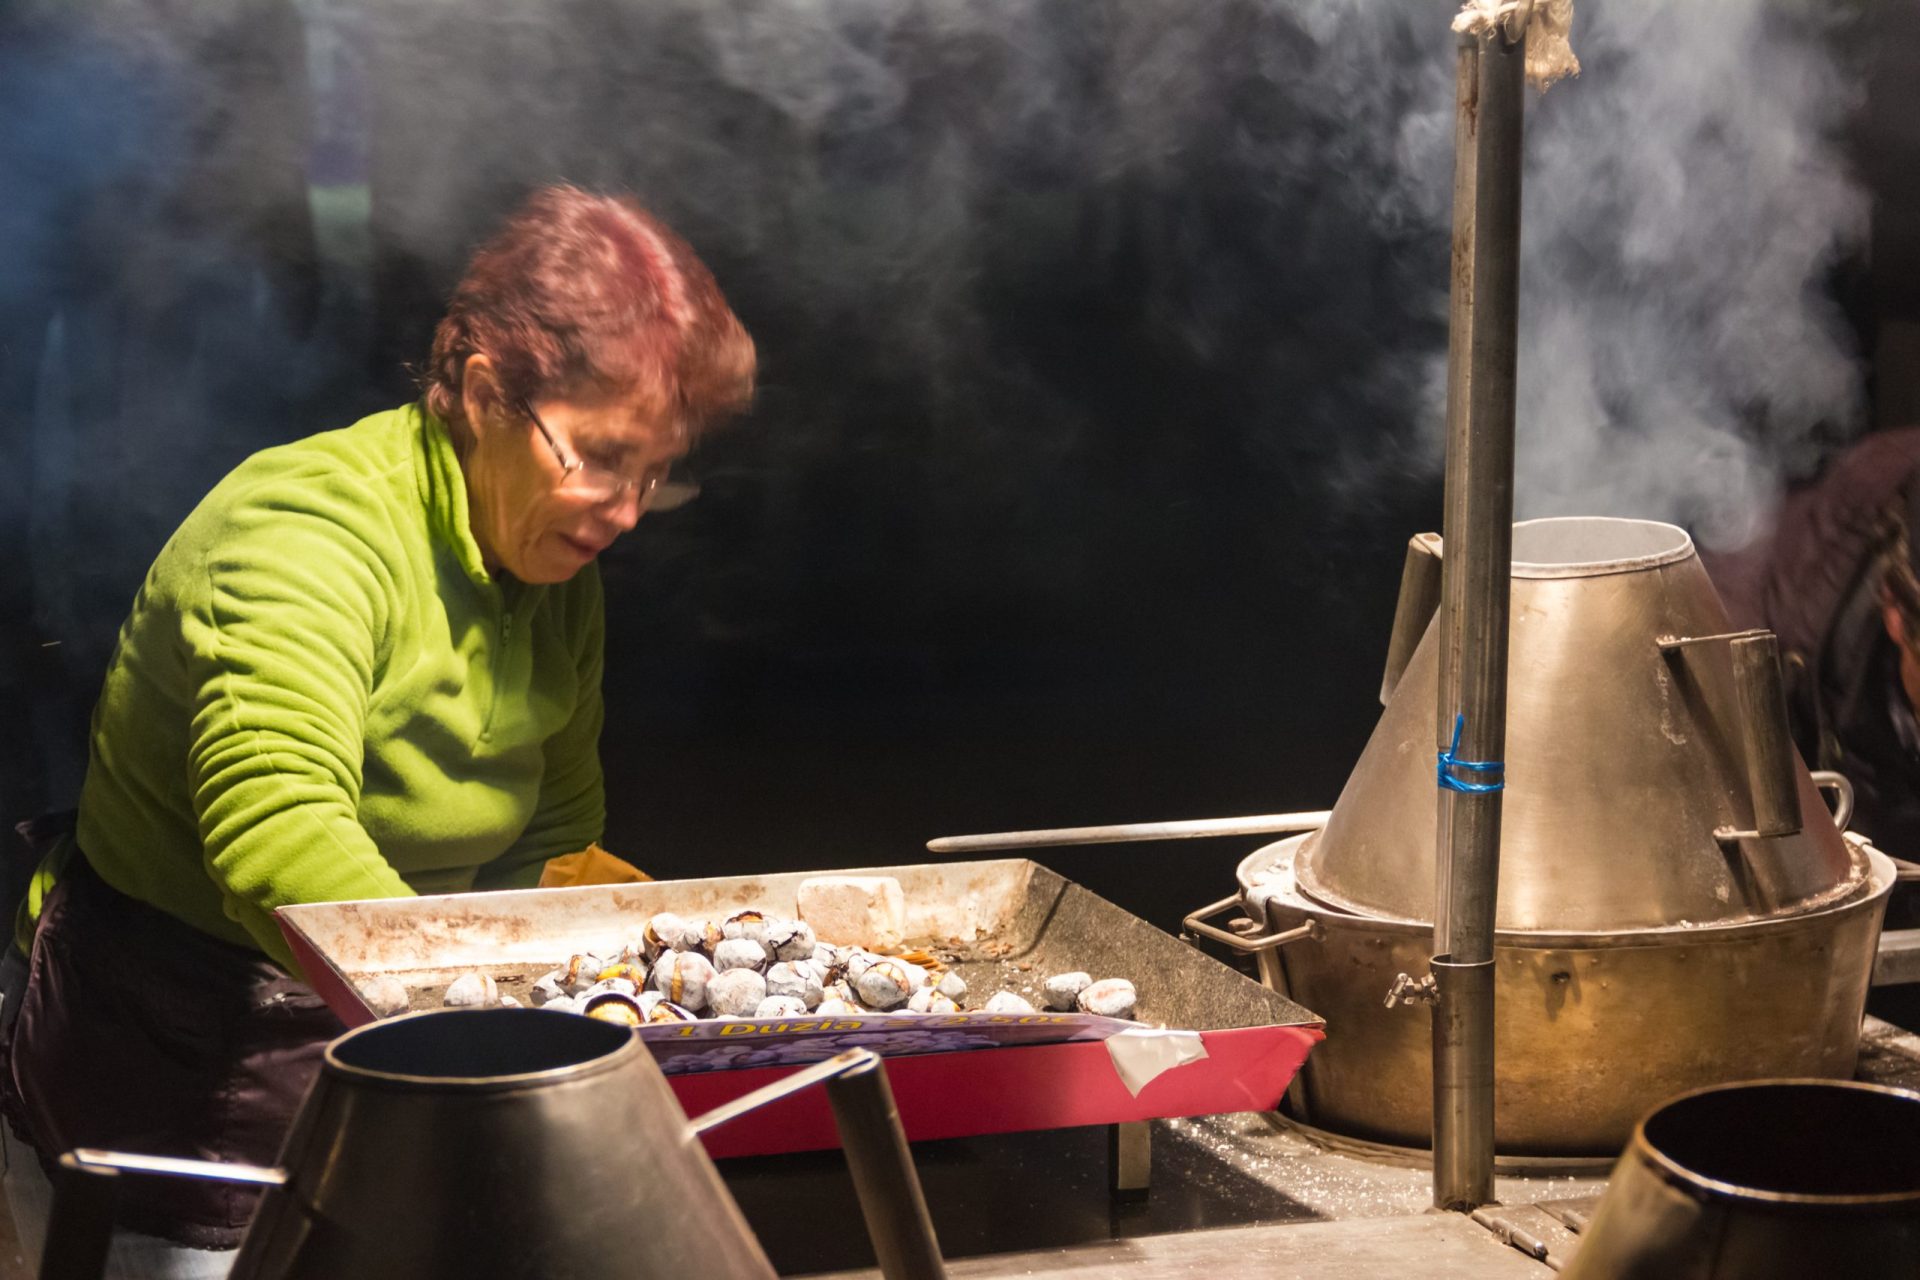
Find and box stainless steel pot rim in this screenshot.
[1507,516,1693,579]
[1629,1078,1920,1210]
[1238,835,1896,948]
[324,1007,646,1092]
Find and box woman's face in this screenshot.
[459,357,688,584]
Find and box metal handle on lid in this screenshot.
[1181,895,1320,953]
[1660,628,1803,840]
[1809,770,1854,831]
[1381,532,1443,706]
[1729,633,1802,838]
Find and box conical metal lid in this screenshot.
[1297,517,1868,933]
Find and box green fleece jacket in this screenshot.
[68,404,605,969]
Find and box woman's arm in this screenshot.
[184,476,416,964]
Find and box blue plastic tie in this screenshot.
[1437,713,1504,794]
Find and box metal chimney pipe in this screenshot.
[1431,21,1526,1212]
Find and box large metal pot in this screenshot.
[1204,832,1894,1154]
[1564,1080,1920,1278]
[46,1010,945,1280]
[238,1008,778,1279]
[1314,517,1860,934]
[1182,516,1895,1154]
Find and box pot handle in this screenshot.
[1809,770,1854,831]
[1662,629,1802,839]
[42,1152,287,1280]
[1380,532,1443,706]
[1729,632,1802,838]
[1181,895,1321,952]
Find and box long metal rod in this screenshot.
[690,1049,947,1280]
[1432,25,1525,1212]
[825,1053,948,1280]
[925,811,1331,854]
[69,1150,287,1187]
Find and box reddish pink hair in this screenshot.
[422,185,755,433]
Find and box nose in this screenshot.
[600,485,646,532]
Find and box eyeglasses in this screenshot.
[522,400,699,511]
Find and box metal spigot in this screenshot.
[1385,972,1438,1009]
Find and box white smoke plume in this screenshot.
[1434,1,1868,548]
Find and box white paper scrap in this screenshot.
[1105,1028,1209,1097]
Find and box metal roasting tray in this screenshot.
[277,858,1324,1158]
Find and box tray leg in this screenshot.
[1108,1121,1152,1200]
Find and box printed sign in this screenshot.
[640,1009,1141,1075]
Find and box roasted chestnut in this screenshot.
[755,995,808,1019]
[767,919,817,963]
[583,991,644,1026]
[1042,972,1092,1012]
[854,959,923,1010]
[646,999,698,1024]
[983,992,1035,1015]
[359,974,410,1018]
[595,961,648,988]
[642,913,688,960]
[561,954,606,996]
[707,968,769,1017]
[721,910,770,946]
[1076,978,1137,1019]
[765,961,825,1007]
[712,938,768,973]
[906,988,960,1015]
[650,950,716,1012]
[443,972,498,1008]
[581,976,639,1002]
[935,970,968,1000]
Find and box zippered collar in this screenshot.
[410,402,495,588]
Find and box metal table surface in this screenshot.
[742,1016,1920,1278]
[724,1106,1605,1276]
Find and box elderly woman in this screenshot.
[0,185,754,1275]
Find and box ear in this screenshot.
[1885,597,1909,651]
[461,353,507,439]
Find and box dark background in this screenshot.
[2,0,1917,938]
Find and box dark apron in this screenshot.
[0,850,342,1249]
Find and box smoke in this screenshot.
[0,0,1878,820]
[1454,1,1868,548]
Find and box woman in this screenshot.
[0,185,755,1274]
